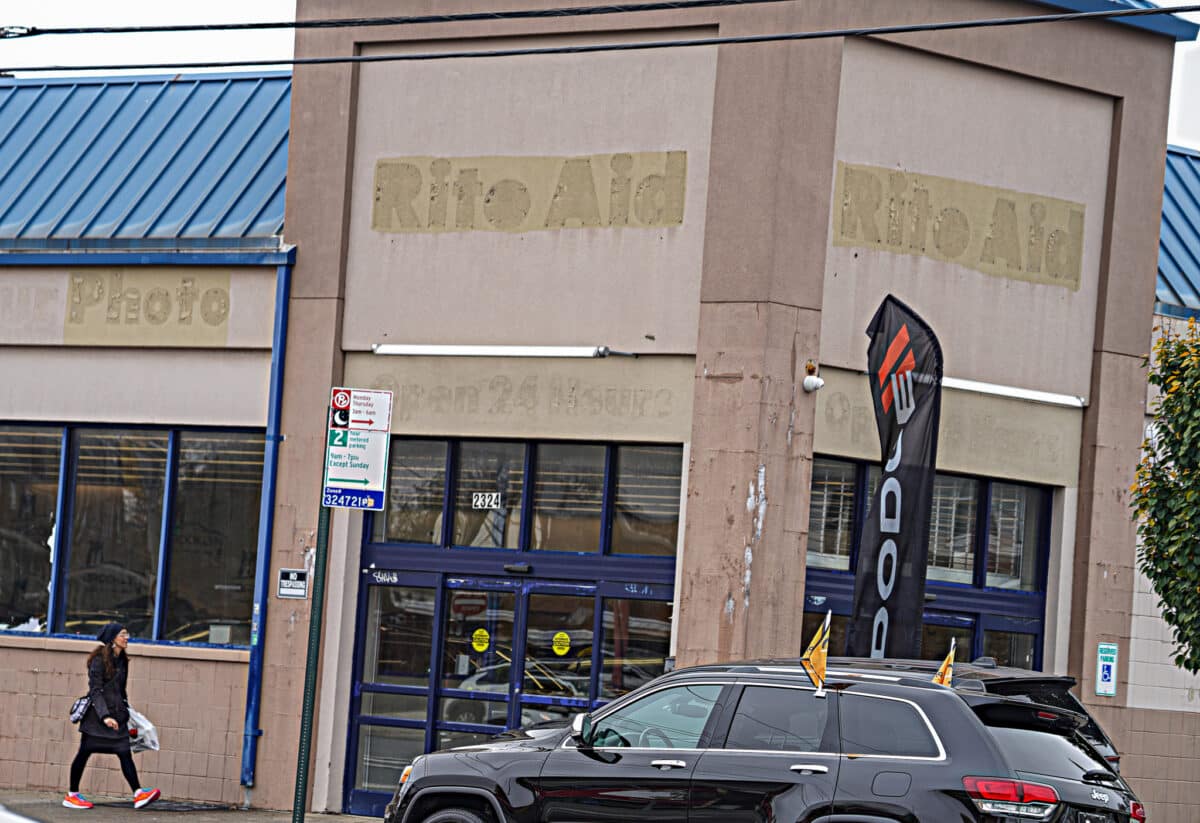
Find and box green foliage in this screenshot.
[1131,316,1200,674]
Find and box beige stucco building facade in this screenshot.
[3,2,1200,820]
[256,0,1200,818]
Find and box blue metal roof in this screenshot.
[0,71,290,250]
[1158,145,1200,318]
[1031,0,1198,40]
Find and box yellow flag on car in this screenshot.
[801,611,831,695]
[932,637,956,686]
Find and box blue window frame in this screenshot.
[0,422,265,647]
[348,437,683,816]
[362,438,683,584]
[804,455,1051,670]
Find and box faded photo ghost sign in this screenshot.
[832,162,1085,291]
[372,152,686,234]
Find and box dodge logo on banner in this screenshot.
[845,295,944,659]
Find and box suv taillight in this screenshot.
[1131,801,1146,822]
[962,776,1058,820]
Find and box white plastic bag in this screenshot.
[127,707,160,753]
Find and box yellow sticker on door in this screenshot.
[472,628,490,653]
[552,631,571,656]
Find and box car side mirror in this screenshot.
[571,712,593,747]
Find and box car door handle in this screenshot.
[790,764,830,775]
[651,760,688,770]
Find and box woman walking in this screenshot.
[63,623,160,810]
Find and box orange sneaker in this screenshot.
[133,788,160,809]
[62,792,93,809]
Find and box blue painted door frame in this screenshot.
[344,562,673,816]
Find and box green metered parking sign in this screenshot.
[322,387,393,510]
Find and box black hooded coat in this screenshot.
[78,652,131,751]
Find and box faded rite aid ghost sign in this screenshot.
[372,152,686,234]
[65,268,232,346]
[833,162,1086,291]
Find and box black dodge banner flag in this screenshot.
[845,295,944,659]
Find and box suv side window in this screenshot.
[724,686,837,753]
[590,684,723,749]
[839,693,941,758]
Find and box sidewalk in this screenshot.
[0,793,365,823]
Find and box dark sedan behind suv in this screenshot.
[384,659,1145,823]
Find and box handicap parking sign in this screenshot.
[1095,642,1118,697]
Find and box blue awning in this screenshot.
[1030,0,1198,41]
[1158,146,1200,316]
[0,71,290,251]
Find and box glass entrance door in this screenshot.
[346,573,673,816]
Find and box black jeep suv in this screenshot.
[384,659,1145,823]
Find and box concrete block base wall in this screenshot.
[0,635,248,806]
[1091,704,1200,823]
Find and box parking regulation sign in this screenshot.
[1095,642,1118,697]
[322,387,393,510]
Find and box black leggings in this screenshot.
[70,738,141,793]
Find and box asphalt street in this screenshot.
[0,794,363,823]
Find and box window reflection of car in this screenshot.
[63,564,208,640]
[443,660,587,727]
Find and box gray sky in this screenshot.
[1,1,1198,147]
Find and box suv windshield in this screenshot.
[986,725,1112,782]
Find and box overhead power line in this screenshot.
[2,2,1198,75]
[3,0,792,39]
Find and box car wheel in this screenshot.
[422,809,487,823]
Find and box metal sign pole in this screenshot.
[291,502,330,823]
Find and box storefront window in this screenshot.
[375,440,447,544]
[363,585,437,687]
[807,459,856,570]
[805,456,1049,669]
[452,441,524,549]
[602,599,672,697]
[611,445,682,556]
[987,483,1043,591]
[65,430,167,639]
[926,474,977,584]
[439,588,516,726]
[530,444,604,552]
[985,629,1037,670]
[921,620,974,663]
[164,432,263,644]
[802,611,850,658]
[0,427,61,633]
[355,726,424,791]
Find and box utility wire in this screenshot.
[2,3,1198,75]
[3,0,792,39]
[2,0,1197,38]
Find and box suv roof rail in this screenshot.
[955,678,987,693]
[971,656,998,668]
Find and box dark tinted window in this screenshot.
[611,445,683,556]
[839,694,940,758]
[986,726,1110,780]
[985,681,1107,743]
[725,686,836,753]
[375,440,447,544]
[531,444,605,552]
[165,431,263,645]
[0,427,60,633]
[66,429,167,638]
